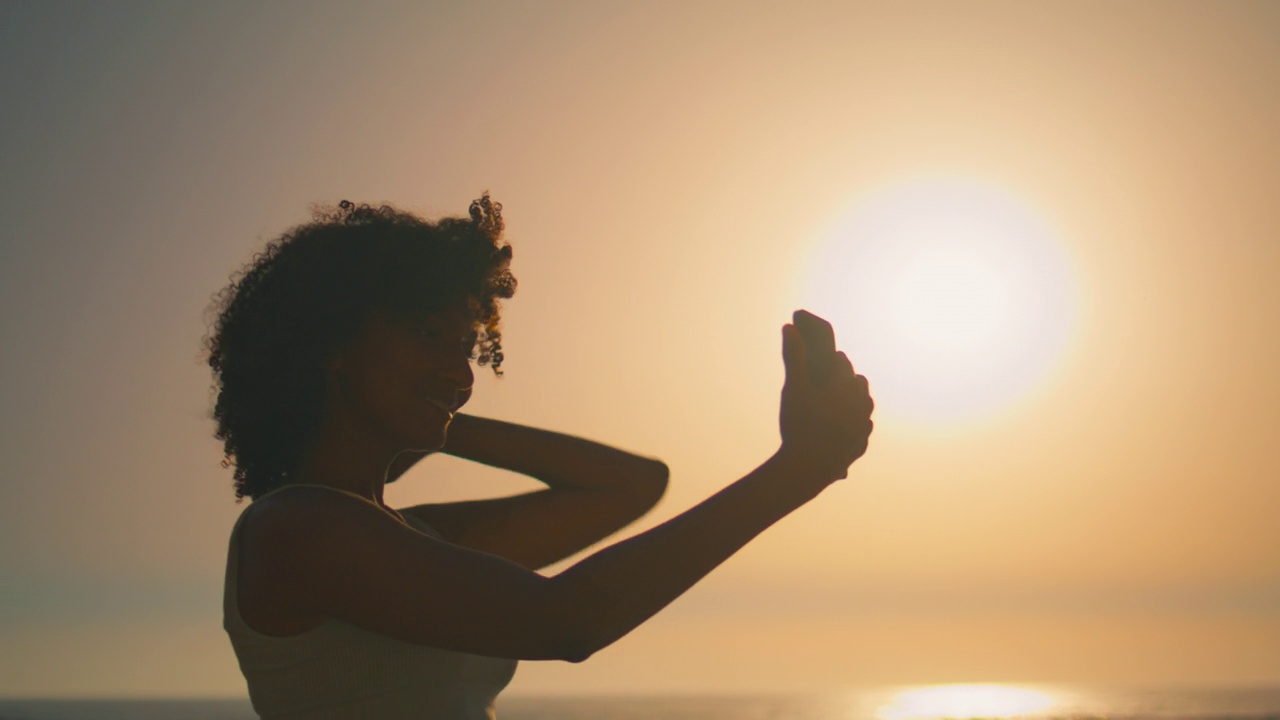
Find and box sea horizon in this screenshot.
[3,683,1280,720]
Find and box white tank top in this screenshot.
[223,484,519,719]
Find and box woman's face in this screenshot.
[328,302,478,451]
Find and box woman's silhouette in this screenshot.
[203,195,874,719]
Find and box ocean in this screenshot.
[2,685,1278,720]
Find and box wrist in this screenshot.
[764,447,838,503]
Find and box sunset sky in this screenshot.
[2,0,1277,699]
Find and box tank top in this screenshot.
[223,483,519,719]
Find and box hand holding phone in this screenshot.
[792,309,837,385]
[780,309,874,486]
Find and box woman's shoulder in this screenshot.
[235,486,395,619]
[233,487,354,636]
[244,484,384,539]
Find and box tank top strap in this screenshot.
[253,483,409,524]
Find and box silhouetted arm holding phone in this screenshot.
[548,314,874,658]
[254,312,873,662]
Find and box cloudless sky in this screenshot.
[1,0,1277,698]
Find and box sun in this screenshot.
[799,177,1077,425]
[891,247,1011,353]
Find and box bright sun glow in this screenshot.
[876,684,1058,720]
[800,178,1077,425]
[892,248,1010,353]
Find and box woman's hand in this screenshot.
[777,318,874,490]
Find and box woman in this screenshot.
[203,195,874,719]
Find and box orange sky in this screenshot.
[1,0,1277,698]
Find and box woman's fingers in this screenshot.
[854,374,873,414]
[835,385,874,429]
[827,349,874,469]
[834,359,873,415]
[836,351,854,376]
[828,355,870,406]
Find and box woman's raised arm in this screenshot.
[248,321,871,661]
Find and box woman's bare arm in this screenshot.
[254,320,870,662]
[394,413,670,571]
[546,449,824,660]
[388,413,667,489]
[248,451,824,661]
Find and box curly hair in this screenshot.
[201,194,517,502]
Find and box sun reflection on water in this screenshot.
[875,684,1058,720]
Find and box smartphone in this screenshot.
[792,309,837,385]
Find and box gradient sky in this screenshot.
[2,0,1277,699]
